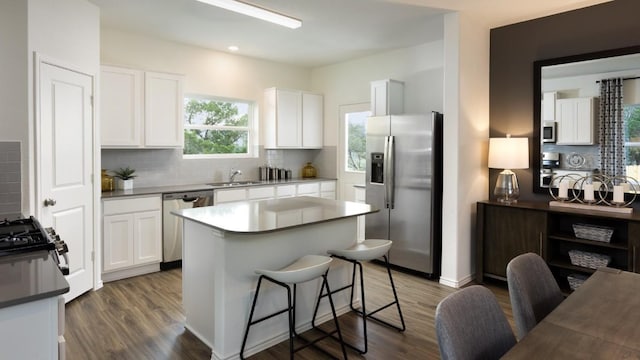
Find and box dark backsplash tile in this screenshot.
[0,142,21,215]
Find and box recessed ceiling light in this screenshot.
[228,45,239,52]
[195,0,302,29]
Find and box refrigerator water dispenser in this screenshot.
[371,152,384,183]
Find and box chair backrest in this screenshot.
[435,285,516,360]
[507,252,564,339]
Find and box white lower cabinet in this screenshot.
[276,184,297,198]
[102,195,162,282]
[214,180,337,204]
[248,186,275,200]
[0,297,60,359]
[214,188,248,204]
[297,182,320,197]
[320,181,336,199]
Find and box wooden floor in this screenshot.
[65,264,514,359]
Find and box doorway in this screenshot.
[338,103,370,201]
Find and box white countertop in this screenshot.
[172,196,377,233]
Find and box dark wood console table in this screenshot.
[477,200,640,292]
[503,267,640,359]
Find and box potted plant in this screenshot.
[113,167,136,190]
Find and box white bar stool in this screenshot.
[312,239,405,354]
[240,255,348,360]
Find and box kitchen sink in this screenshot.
[207,181,263,187]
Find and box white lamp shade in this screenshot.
[488,137,529,169]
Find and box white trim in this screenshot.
[439,273,474,289]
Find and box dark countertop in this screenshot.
[0,251,69,309]
[101,178,337,199]
[172,196,378,233]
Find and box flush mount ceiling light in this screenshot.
[195,0,302,29]
[228,45,239,51]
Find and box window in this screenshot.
[625,103,640,178]
[183,96,255,157]
[345,110,369,172]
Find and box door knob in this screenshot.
[44,198,57,207]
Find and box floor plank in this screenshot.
[65,263,513,359]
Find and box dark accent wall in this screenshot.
[490,0,640,201]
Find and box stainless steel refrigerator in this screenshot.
[365,111,443,277]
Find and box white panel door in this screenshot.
[38,61,94,302]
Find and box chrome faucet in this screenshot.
[229,168,242,182]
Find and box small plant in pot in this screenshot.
[113,167,137,190]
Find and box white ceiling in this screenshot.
[88,0,611,68]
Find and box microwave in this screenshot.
[542,121,556,143]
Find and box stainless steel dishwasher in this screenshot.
[162,190,213,270]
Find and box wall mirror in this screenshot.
[533,46,640,195]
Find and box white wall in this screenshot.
[0,2,28,213]
[311,41,445,147]
[439,12,490,288]
[0,0,99,215]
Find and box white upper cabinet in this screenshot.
[542,92,557,121]
[100,65,184,148]
[302,92,323,148]
[555,97,598,145]
[144,71,184,147]
[264,88,323,149]
[371,79,404,116]
[100,66,143,147]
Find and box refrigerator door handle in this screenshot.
[386,135,396,209]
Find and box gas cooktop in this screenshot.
[0,217,55,256]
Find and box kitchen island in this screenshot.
[172,196,378,360]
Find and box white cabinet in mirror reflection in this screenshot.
[556,97,599,145]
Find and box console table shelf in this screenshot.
[547,235,628,250]
[477,200,640,292]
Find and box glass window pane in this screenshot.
[184,129,248,155]
[184,96,253,156]
[625,104,640,143]
[345,111,369,172]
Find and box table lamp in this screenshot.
[488,135,529,204]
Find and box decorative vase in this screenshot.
[302,162,317,178]
[101,169,114,192]
[116,178,134,190]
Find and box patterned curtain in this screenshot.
[599,78,625,177]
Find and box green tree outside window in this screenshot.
[183,97,253,156]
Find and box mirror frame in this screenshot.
[532,45,640,194]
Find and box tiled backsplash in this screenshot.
[0,142,21,215]
[101,147,335,188]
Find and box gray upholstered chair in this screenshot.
[435,285,516,360]
[506,252,564,340]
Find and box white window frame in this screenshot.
[344,109,370,174]
[183,94,259,159]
